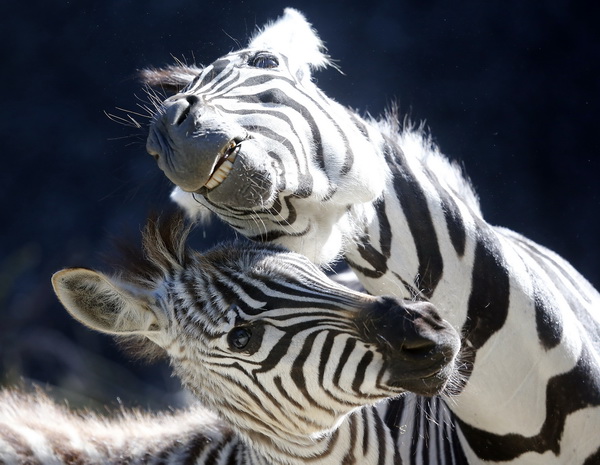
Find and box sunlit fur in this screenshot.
[143,9,600,464]
[0,389,246,464]
[26,213,462,465]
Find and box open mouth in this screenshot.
[204,138,242,190]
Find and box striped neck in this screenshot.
[343,129,600,463]
[234,407,398,465]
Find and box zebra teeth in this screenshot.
[204,141,240,190]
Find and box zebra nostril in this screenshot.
[163,94,201,127]
[146,142,161,160]
[175,103,192,126]
[399,336,438,359]
[175,95,200,125]
[186,95,200,105]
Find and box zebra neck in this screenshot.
[344,131,600,462]
[344,131,483,328]
[236,407,400,465]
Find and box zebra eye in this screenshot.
[249,53,279,69]
[228,327,252,350]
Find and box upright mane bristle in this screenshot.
[109,211,192,286]
[142,211,191,272]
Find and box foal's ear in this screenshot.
[52,268,161,336]
[139,64,203,94]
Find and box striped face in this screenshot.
[144,9,385,263]
[52,216,460,441]
[167,248,460,439]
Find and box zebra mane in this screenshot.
[377,108,482,215]
[104,212,192,361]
[110,211,191,286]
[139,64,204,95]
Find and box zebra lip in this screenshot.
[203,140,241,190]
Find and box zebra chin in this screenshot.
[356,297,461,397]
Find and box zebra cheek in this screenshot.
[206,149,275,208]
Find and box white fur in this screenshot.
[249,8,332,77]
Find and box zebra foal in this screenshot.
[1,214,460,464]
[143,8,600,464]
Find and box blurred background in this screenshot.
[1,0,598,411]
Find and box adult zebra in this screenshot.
[142,9,600,464]
[26,214,459,465]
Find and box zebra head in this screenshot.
[144,9,386,263]
[52,215,460,441]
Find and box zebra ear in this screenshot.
[139,64,203,94]
[249,8,332,76]
[52,268,161,336]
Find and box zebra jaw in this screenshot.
[204,140,241,190]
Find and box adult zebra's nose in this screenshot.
[146,93,236,192]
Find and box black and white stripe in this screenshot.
[40,213,461,465]
[143,8,600,464]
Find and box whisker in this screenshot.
[104,110,143,129]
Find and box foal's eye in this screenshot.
[228,327,252,350]
[249,52,279,69]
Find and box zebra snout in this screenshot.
[356,297,460,395]
[164,93,200,127]
[146,93,243,193]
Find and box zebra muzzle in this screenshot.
[356,297,460,396]
[146,93,245,193]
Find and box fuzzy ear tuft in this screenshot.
[139,64,203,94]
[249,8,332,74]
[52,268,160,336]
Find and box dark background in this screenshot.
[1,0,598,410]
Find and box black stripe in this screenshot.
[441,195,467,257]
[449,420,470,464]
[409,397,422,464]
[269,194,299,226]
[392,271,424,301]
[318,333,335,388]
[352,350,374,393]
[383,396,405,445]
[341,414,358,465]
[375,198,392,259]
[420,162,467,258]
[193,58,233,90]
[584,446,600,465]
[375,408,392,465]
[511,234,598,350]
[457,344,600,461]
[200,430,235,465]
[384,139,443,298]
[361,408,371,457]
[226,442,243,465]
[273,376,304,409]
[462,225,510,351]
[333,338,358,388]
[289,331,323,408]
[248,222,311,243]
[232,77,331,183]
[228,275,354,312]
[218,110,312,195]
[442,404,453,464]
[421,397,434,465]
[346,254,385,279]
[344,199,392,279]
